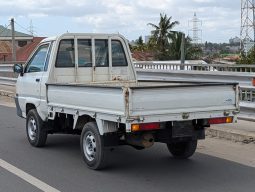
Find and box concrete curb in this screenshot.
[206,128,255,144]
[0,90,15,98]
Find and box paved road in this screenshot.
[1,106,255,192]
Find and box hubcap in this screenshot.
[28,117,37,141]
[83,132,97,161]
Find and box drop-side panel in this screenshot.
[47,85,125,115]
[129,84,237,116]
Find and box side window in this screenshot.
[78,39,92,67]
[44,43,52,71]
[95,40,109,67]
[55,39,75,68]
[25,44,49,73]
[112,40,128,67]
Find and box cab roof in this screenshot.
[41,33,126,43]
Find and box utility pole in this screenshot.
[180,33,185,70]
[11,18,16,62]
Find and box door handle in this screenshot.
[36,78,40,82]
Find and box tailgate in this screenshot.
[129,84,238,116]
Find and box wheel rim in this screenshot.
[83,132,97,161]
[28,117,37,141]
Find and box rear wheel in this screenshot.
[26,109,47,147]
[80,122,108,170]
[167,140,197,159]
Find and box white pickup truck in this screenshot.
[14,33,239,169]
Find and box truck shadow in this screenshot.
[21,134,255,191]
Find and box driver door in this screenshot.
[16,43,50,112]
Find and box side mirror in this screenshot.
[13,64,24,76]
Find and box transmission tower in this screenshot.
[240,0,255,55]
[189,12,202,44]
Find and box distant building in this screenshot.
[145,35,151,44]
[229,36,241,44]
[0,25,32,61]
[6,37,46,62]
[0,25,33,48]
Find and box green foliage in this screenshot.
[136,36,144,46]
[147,13,202,60]
[148,13,179,60]
[237,48,255,64]
[131,36,147,51]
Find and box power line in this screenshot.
[0,24,11,36]
[14,21,34,36]
[14,20,48,37]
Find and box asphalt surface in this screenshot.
[1,106,255,192]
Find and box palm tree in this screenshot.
[168,32,202,60]
[148,13,179,59]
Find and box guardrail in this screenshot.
[0,64,13,72]
[0,64,17,85]
[0,62,255,121]
[137,69,255,86]
[134,61,255,121]
[0,77,16,86]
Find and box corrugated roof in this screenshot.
[132,51,155,61]
[0,41,12,53]
[0,25,32,37]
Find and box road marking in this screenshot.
[0,158,60,192]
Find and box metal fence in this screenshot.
[240,86,255,102]
[134,61,255,72]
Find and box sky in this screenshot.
[0,0,240,43]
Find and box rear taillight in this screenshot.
[208,117,233,124]
[131,123,160,132]
[252,78,255,86]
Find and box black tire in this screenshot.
[167,140,197,159]
[80,122,108,170]
[26,109,47,147]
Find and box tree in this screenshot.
[237,48,255,64]
[167,32,202,60]
[148,13,179,60]
[130,36,147,51]
[136,36,144,47]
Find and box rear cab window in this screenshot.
[55,37,128,68]
[55,39,75,68]
[78,39,92,67]
[112,40,128,67]
[95,40,109,67]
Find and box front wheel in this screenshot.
[80,122,108,170]
[167,140,197,159]
[26,109,47,147]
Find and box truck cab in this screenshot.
[15,33,136,120]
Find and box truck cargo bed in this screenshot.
[47,81,239,124]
